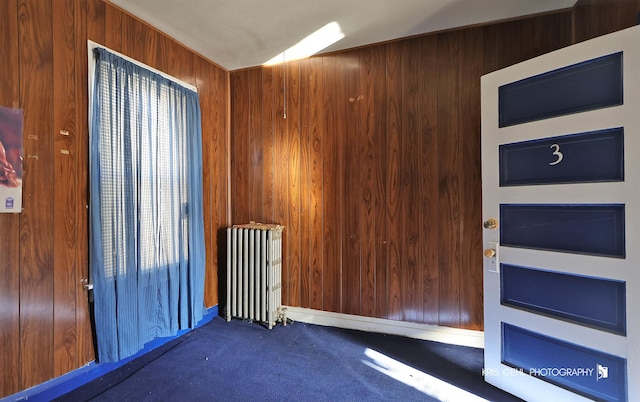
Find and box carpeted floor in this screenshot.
[54,317,523,402]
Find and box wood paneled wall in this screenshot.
[229,11,573,330]
[0,0,229,398]
[230,0,640,331]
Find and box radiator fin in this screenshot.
[226,224,284,329]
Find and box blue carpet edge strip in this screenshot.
[0,305,219,402]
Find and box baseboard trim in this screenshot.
[283,306,485,349]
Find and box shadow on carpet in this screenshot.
[54,317,523,402]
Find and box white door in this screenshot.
[482,26,640,402]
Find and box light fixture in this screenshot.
[263,10,344,119]
[263,21,345,66]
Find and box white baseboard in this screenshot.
[282,306,485,349]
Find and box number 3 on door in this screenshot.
[549,143,563,166]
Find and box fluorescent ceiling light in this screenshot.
[264,21,344,65]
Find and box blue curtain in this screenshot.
[90,47,206,363]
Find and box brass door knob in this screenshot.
[483,248,496,258]
[483,218,498,230]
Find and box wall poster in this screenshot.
[0,106,23,213]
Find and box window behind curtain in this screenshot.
[90,46,206,363]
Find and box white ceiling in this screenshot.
[109,0,577,71]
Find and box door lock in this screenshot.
[483,218,498,230]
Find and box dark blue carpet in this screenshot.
[54,317,522,401]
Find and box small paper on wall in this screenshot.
[0,105,23,213]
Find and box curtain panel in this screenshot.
[90,47,206,363]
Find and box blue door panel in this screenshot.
[501,264,626,334]
[502,324,627,401]
[499,128,624,186]
[500,204,625,258]
[499,52,623,127]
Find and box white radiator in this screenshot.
[226,223,285,329]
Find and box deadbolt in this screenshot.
[483,218,498,230]
[483,248,496,258]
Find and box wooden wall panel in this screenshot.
[86,0,105,45]
[18,0,55,389]
[219,64,230,306]
[196,55,215,308]
[208,61,230,309]
[1,0,229,397]
[357,48,377,319]
[320,56,341,313]
[458,27,485,330]
[307,57,324,310]
[231,71,250,224]
[286,60,301,306]
[493,20,526,71]
[400,40,422,323]
[104,2,121,51]
[230,9,579,329]
[273,63,289,299]
[418,35,440,325]
[260,66,275,224]
[435,31,461,327]
[298,58,311,308]
[537,13,573,59]
[197,58,210,305]
[618,0,640,31]
[384,43,402,321]
[53,0,79,377]
[371,44,388,320]
[0,0,21,396]
[121,13,141,64]
[196,53,228,309]
[176,42,196,87]
[574,0,640,43]
[74,0,95,372]
[248,68,263,220]
[343,52,361,316]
